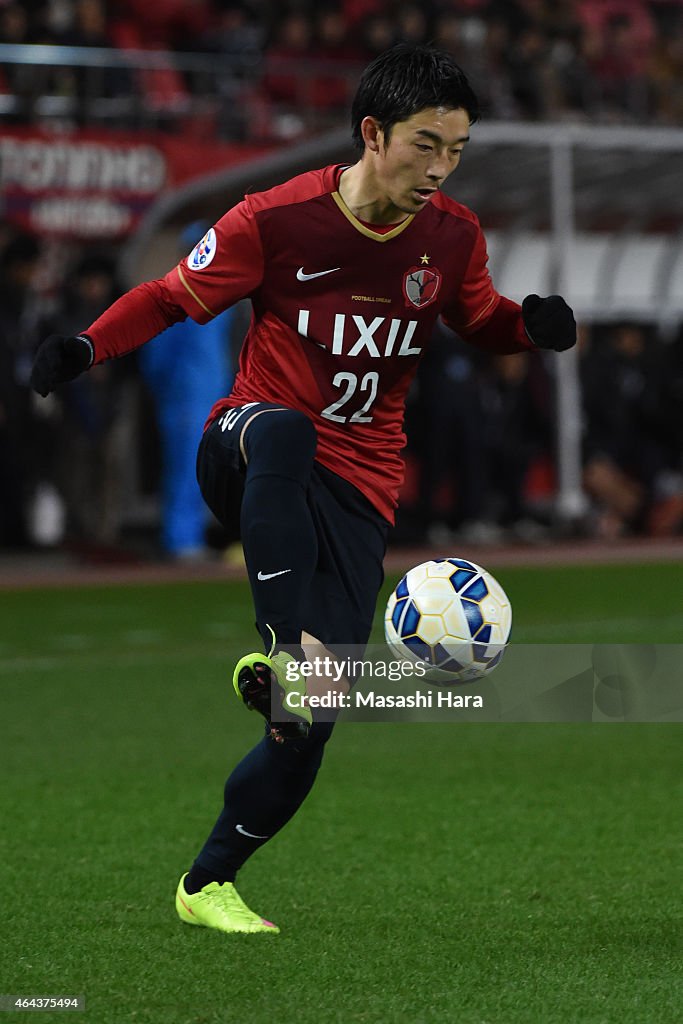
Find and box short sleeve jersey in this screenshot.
[164,164,510,522]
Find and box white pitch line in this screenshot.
[517,613,683,640]
[52,634,91,650]
[0,646,229,674]
[121,629,166,646]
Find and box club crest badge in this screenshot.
[188,228,217,271]
[402,265,442,309]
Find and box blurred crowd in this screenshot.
[1,228,682,560]
[0,227,243,560]
[2,1,683,557]
[2,0,683,132]
[399,320,683,544]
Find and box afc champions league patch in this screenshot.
[187,227,217,271]
[402,265,442,309]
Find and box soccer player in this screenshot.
[30,44,576,935]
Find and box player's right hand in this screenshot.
[29,334,94,396]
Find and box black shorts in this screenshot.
[196,406,389,651]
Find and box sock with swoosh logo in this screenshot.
[185,720,336,887]
[240,408,318,649]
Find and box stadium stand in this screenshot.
[1,0,683,552]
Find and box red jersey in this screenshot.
[89,164,532,522]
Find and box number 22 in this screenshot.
[321,371,379,423]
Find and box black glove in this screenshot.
[522,294,576,352]
[29,334,94,396]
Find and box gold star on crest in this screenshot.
[419,253,430,265]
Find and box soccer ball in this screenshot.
[384,558,512,684]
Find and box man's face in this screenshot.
[371,106,471,216]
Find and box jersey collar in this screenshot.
[330,165,415,242]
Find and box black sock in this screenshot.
[184,863,235,894]
[191,721,335,881]
[240,408,318,647]
[274,642,306,661]
[241,475,318,647]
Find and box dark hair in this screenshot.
[351,43,480,152]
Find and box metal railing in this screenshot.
[0,43,363,137]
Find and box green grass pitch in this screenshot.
[1,562,681,1023]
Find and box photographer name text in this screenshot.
[285,690,483,710]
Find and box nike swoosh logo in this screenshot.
[236,824,270,839]
[178,894,195,916]
[257,569,292,581]
[296,266,341,281]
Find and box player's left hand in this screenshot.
[522,294,576,352]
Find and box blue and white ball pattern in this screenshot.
[384,558,512,683]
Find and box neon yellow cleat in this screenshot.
[175,873,279,935]
[232,649,312,742]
